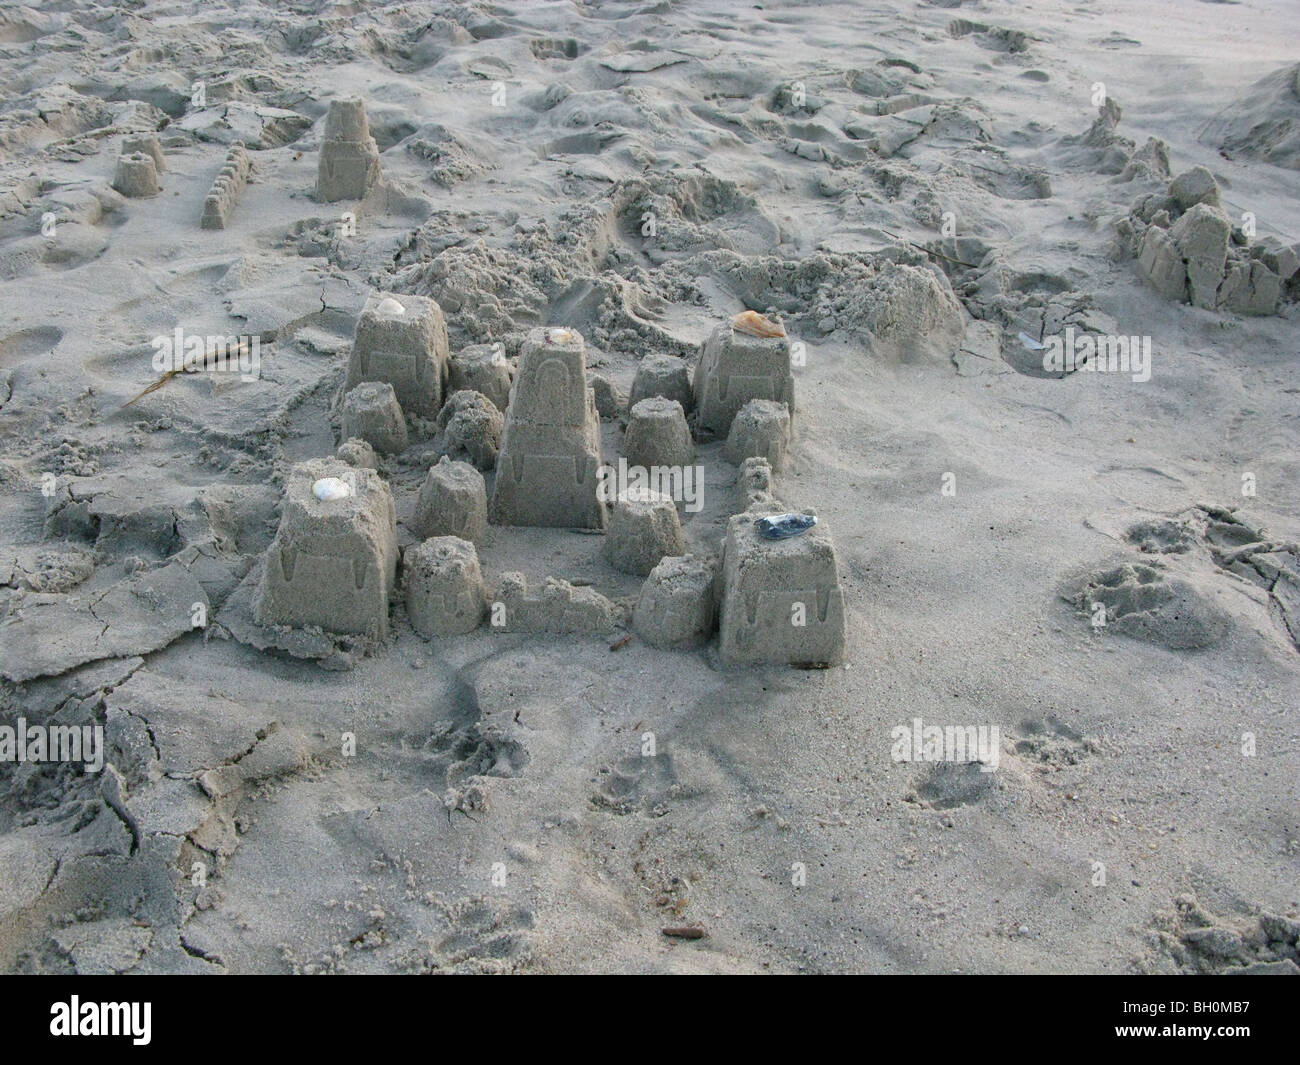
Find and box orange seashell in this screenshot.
[731,310,786,338]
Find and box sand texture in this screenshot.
[0,0,1297,974]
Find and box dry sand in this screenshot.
[0,0,1298,974]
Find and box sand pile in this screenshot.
[1200,62,1300,172]
[1117,165,1299,315]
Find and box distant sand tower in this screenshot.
[489,327,606,529]
[317,98,381,202]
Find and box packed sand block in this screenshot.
[603,489,685,576]
[403,536,486,638]
[112,152,158,198]
[1169,165,1219,210]
[253,460,398,638]
[724,399,791,471]
[718,510,846,667]
[490,572,621,635]
[412,456,487,543]
[623,396,693,469]
[735,456,776,511]
[1127,168,1296,315]
[341,380,408,455]
[588,372,623,420]
[449,343,513,412]
[693,314,795,437]
[316,97,381,202]
[336,437,378,470]
[345,290,451,418]
[629,353,693,413]
[200,142,251,230]
[490,326,606,529]
[121,134,165,171]
[437,390,502,470]
[633,554,717,649]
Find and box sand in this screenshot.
[0,0,1297,974]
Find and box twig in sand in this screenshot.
[119,336,259,409]
[878,228,979,270]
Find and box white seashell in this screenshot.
[375,297,405,316]
[546,327,576,344]
[313,477,352,501]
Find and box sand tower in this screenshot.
[345,291,451,419]
[317,98,381,202]
[693,314,796,437]
[718,510,845,666]
[253,460,398,637]
[489,327,605,529]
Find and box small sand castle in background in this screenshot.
[201,142,252,230]
[112,152,160,199]
[317,97,382,202]
[251,283,844,667]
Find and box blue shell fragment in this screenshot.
[754,513,817,540]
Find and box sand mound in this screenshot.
[1200,63,1300,171]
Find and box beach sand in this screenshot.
[0,0,1297,974]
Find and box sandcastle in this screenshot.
[112,152,159,198]
[317,98,382,202]
[253,460,398,638]
[243,305,844,669]
[449,344,513,412]
[489,326,606,529]
[412,457,487,543]
[629,353,693,413]
[1127,166,1296,316]
[437,390,502,470]
[345,291,451,418]
[341,381,408,455]
[735,456,776,511]
[200,142,252,230]
[403,536,485,638]
[724,399,791,471]
[491,573,621,635]
[633,554,717,650]
[717,509,846,667]
[623,397,693,470]
[693,312,796,437]
[604,489,684,576]
[121,134,166,172]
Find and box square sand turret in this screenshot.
[253,460,398,637]
[718,510,845,666]
[316,98,381,202]
[489,327,605,529]
[345,291,450,419]
[693,319,795,437]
